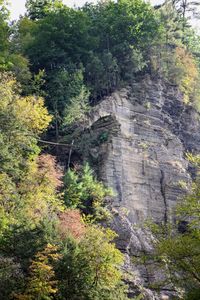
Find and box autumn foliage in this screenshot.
[37,154,63,190]
[57,210,85,240]
[174,47,200,104]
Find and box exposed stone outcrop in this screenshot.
[73,76,200,299]
[87,77,197,224]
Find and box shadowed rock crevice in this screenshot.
[86,77,194,224]
[160,169,168,224]
[74,76,200,299]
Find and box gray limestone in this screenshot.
[89,78,194,225]
[76,76,200,299]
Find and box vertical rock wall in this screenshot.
[89,77,199,224]
[76,77,200,299]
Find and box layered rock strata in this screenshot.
[88,77,200,224]
[73,77,200,299]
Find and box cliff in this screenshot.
[79,76,199,221]
[72,76,200,299]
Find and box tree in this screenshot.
[0,73,51,178]
[83,0,160,84]
[16,154,64,229]
[25,0,63,20]
[170,0,200,39]
[0,73,65,299]
[64,164,113,221]
[15,244,60,300]
[22,6,90,71]
[172,46,200,104]
[151,154,200,299]
[46,67,89,138]
[63,85,89,126]
[0,256,24,300]
[184,27,200,69]
[172,0,200,21]
[18,6,91,135]
[0,0,10,69]
[19,0,161,108]
[57,226,128,300]
[85,51,119,99]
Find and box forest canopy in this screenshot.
[0,0,200,299]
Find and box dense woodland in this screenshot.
[0,0,200,299]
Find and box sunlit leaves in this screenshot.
[64,164,113,221]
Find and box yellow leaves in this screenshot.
[185,152,200,166]
[174,47,200,104]
[17,155,64,228]
[14,244,61,300]
[0,172,18,233]
[36,244,62,261]
[15,96,52,134]
[0,73,57,230]
[14,295,32,300]
[0,72,51,135]
[79,226,123,288]
[0,72,17,108]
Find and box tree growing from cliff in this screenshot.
[15,0,161,136]
[151,154,200,299]
[64,164,113,222]
[172,0,200,21]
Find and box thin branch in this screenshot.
[38,139,70,147]
[67,139,74,169]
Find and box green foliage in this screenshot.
[57,226,128,300]
[9,226,128,300]
[169,46,200,104]
[26,0,64,20]
[64,164,113,221]
[0,73,51,177]
[83,0,160,87]
[14,0,161,135]
[85,50,120,98]
[21,6,90,70]
[0,256,24,299]
[0,71,125,299]
[63,85,89,126]
[15,244,60,300]
[150,155,200,298]
[149,1,200,107]
[3,0,200,119]
[0,72,60,254]
[185,29,200,69]
[1,1,200,299]
[46,67,89,132]
[0,70,125,299]
[98,131,109,143]
[0,72,65,300]
[0,173,18,236]
[0,0,10,69]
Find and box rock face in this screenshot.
[76,76,200,299]
[88,76,200,224]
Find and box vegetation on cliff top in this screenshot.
[0,0,200,299]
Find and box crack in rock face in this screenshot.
[84,77,200,299]
[160,169,168,224]
[89,79,193,225]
